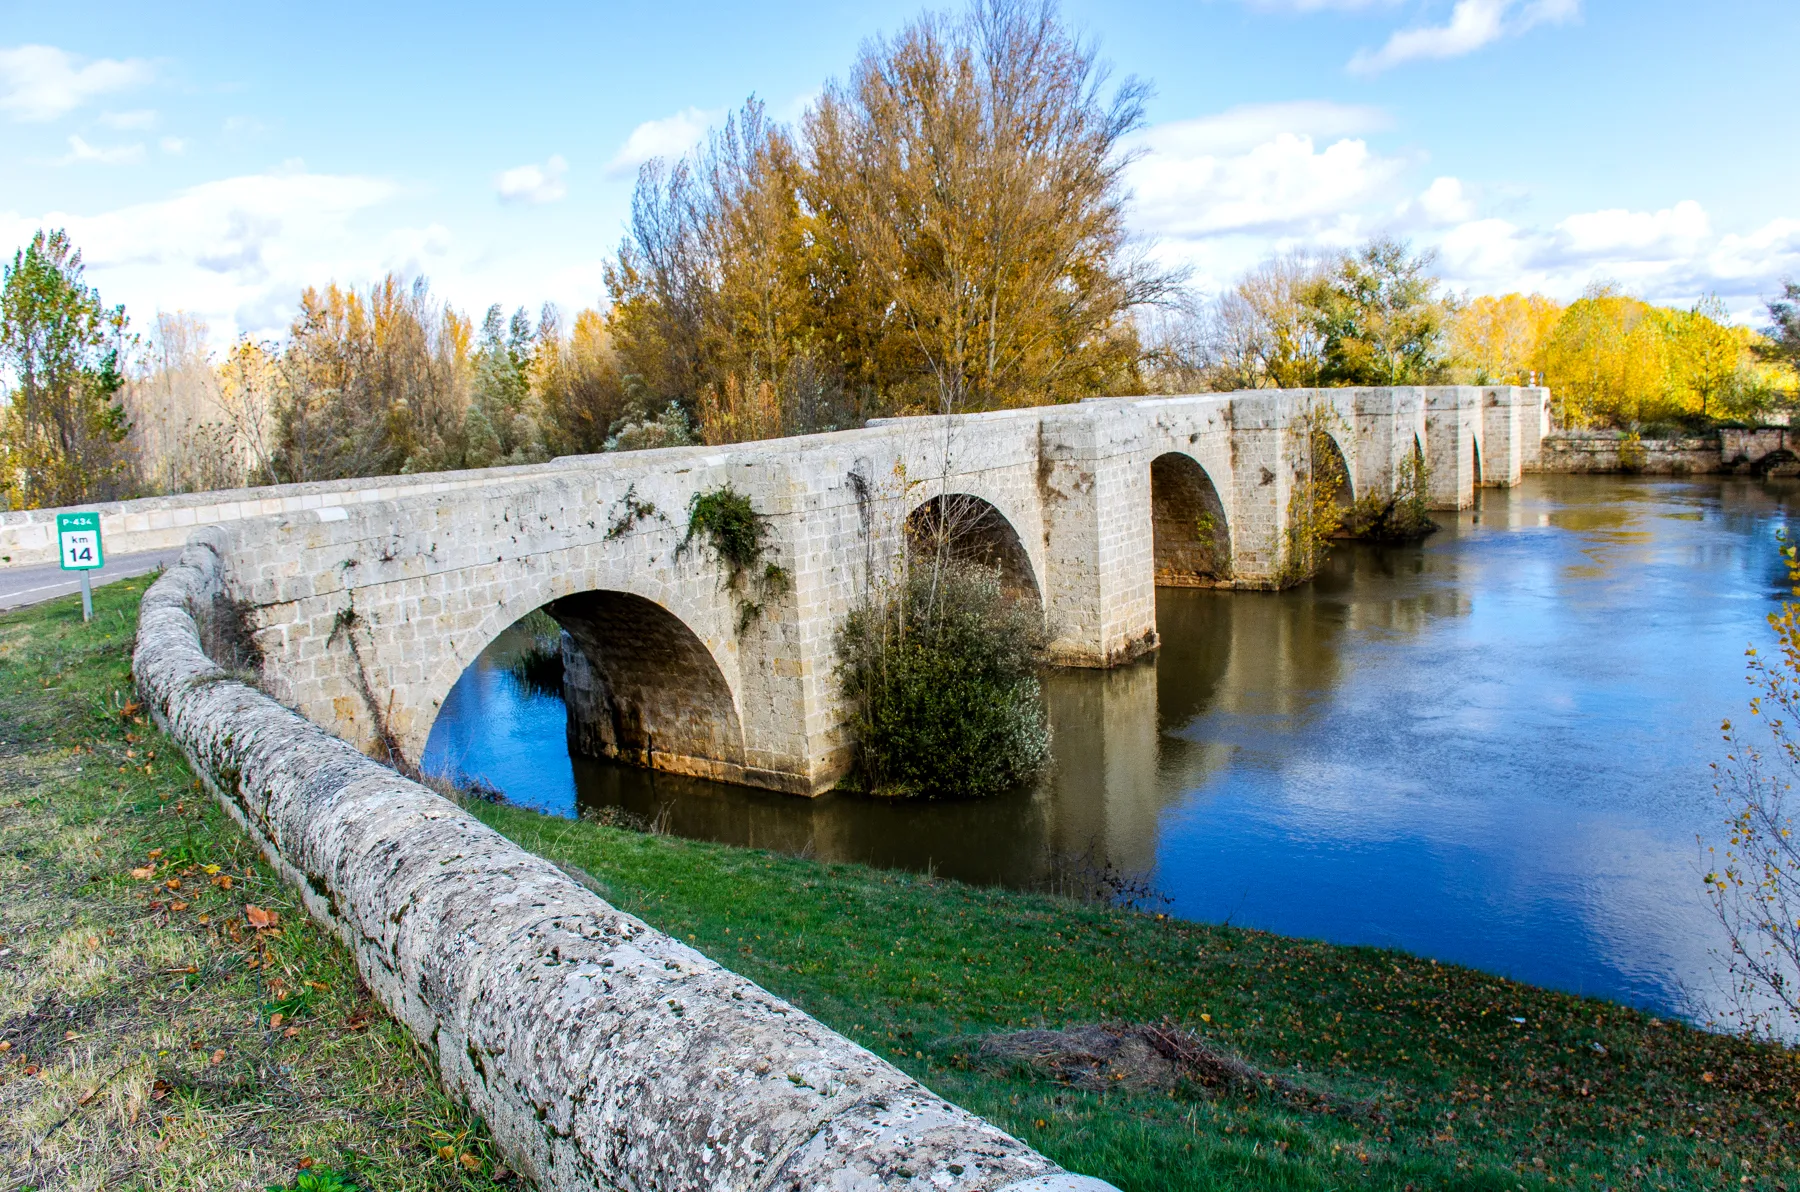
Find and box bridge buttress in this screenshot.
[1426,386,1482,509]
[1036,409,1158,667]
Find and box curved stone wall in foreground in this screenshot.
[133,528,1116,1192]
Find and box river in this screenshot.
[422,474,1799,1026]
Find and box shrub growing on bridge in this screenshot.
[1340,444,1436,543]
[837,563,1049,799]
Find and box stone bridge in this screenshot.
[197,385,1547,796]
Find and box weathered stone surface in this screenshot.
[134,532,1112,1191]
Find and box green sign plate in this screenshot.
[56,511,104,571]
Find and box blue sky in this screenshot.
[2,0,1795,344]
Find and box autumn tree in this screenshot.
[1308,238,1453,386]
[1669,297,1752,420]
[260,275,471,483]
[534,306,628,457]
[0,229,135,510]
[1448,292,1563,386]
[1536,285,1671,427]
[608,1,1170,437]
[1144,254,1333,393]
[1535,285,1786,428]
[806,0,1168,414]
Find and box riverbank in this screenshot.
[9,581,1800,1190]
[0,576,507,1191]
[474,797,1800,1191]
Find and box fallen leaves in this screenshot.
[245,905,279,931]
[129,866,155,880]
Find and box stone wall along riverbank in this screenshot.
[1532,427,1800,475]
[133,528,1116,1192]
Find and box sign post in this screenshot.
[56,512,104,622]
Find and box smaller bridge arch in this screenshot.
[1149,452,1231,586]
[1319,430,1355,505]
[904,493,1043,607]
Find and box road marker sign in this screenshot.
[56,512,103,621]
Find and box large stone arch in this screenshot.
[1149,452,1232,586]
[549,590,748,782]
[904,492,1043,607]
[405,561,745,776]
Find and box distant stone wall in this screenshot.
[134,530,1114,1192]
[1531,428,1800,475]
[1532,433,1722,474]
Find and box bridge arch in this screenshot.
[904,492,1042,607]
[410,566,747,781]
[1318,430,1354,505]
[1149,452,1231,585]
[548,590,747,780]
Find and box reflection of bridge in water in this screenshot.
[199,386,1546,795]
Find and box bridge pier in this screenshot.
[1039,410,1159,667]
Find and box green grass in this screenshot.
[0,577,510,1191]
[470,805,1800,1192]
[6,578,1798,1192]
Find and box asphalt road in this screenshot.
[0,548,186,612]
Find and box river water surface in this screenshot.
[423,475,1799,1025]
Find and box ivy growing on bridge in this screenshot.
[679,485,790,632]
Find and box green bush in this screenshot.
[1340,443,1437,543]
[837,563,1049,799]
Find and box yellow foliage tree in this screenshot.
[1537,286,1786,427]
[1537,286,1683,427]
[1449,292,1563,385]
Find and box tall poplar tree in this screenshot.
[0,229,134,510]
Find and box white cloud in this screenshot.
[1415,176,1475,224]
[159,136,186,155]
[1129,104,1405,244]
[1348,0,1579,75]
[222,115,267,144]
[1140,101,1389,157]
[1124,112,1792,321]
[0,45,153,122]
[1425,200,1796,318]
[57,134,145,166]
[605,107,717,177]
[99,108,156,130]
[1554,200,1709,258]
[0,166,405,340]
[495,155,568,205]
